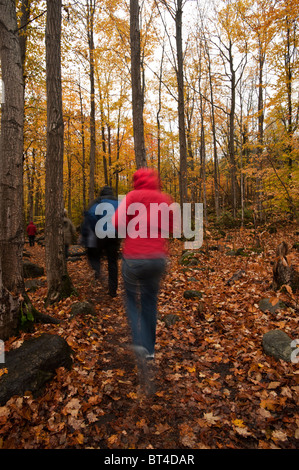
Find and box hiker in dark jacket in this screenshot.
[85,186,119,296]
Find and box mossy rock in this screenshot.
[183,289,203,300]
[259,298,286,314]
[70,301,95,317]
[179,252,198,266]
[161,314,180,327]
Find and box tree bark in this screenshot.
[87,0,96,202]
[45,0,73,304]
[78,80,87,211]
[256,40,265,219]
[130,0,147,169]
[175,0,188,206]
[157,41,165,175]
[0,0,25,339]
[98,85,108,185]
[18,0,30,80]
[228,39,237,218]
[206,43,220,219]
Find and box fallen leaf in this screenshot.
[234,426,252,437]
[268,382,281,389]
[63,398,81,417]
[204,412,221,425]
[0,368,8,378]
[107,434,118,445]
[232,419,245,428]
[260,399,277,411]
[272,430,288,441]
[155,423,171,435]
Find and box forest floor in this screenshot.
[0,223,298,450]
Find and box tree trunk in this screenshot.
[66,116,72,218]
[199,88,207,225]
[157,41,165,175]
[0,0,25,339]
[99,85,108,185]
[87,0,96,202]
[45,0,74,304]
[130,0,147,169]
[175,0,188,206]
[78,81,87,211]
[206,43,220,219]
[256,40,265,220]
[18,0,30,81]
[228,40,237,218]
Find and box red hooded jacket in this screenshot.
[112,168,175,258]
[26,221,37,236]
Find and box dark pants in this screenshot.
[122,258,166,356]
[29,235,35,246]
[87,247,101,278]
[97,238,119,295]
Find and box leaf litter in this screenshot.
[0,225,298,449]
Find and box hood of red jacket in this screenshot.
[133,168,160,191]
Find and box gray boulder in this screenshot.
[70,301,95,317]
[23,261,44,279]
[259,298,286,314]
[262,329,293,362]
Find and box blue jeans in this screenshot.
[122,257,166,356]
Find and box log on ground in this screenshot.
[0,333,73,405]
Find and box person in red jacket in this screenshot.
[112,168,174,364]
[26,221,37,246]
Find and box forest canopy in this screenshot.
[1,0,299,226]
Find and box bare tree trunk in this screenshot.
[66,116,72,218]
[98,85,108,185]
[157,41,165,175]
[228,40,237,218]
[0,0,25,339]
[108,122,112,186]
[45,0,73,304]
[175,0,188,206]
[206,43,220,219]
[87,0,96,202]
[130,0,147,169]
[78,81,87,211]
[25,148,35,222]
[256,40,265,220]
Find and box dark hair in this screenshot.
[100,186,114,197]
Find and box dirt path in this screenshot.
[1,228,298,449]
